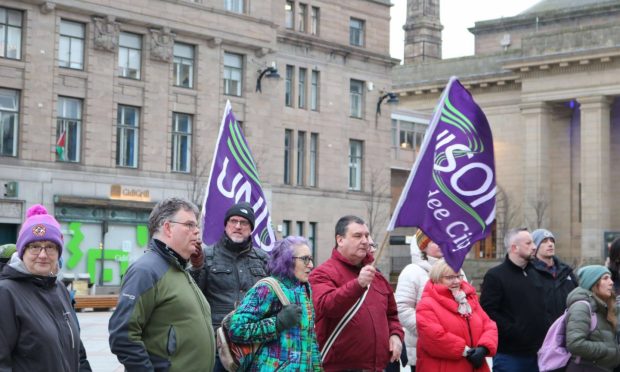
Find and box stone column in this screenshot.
[521,102,553,228]
[403,0,443,64]
[579,96,611,260]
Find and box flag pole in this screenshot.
[371,232,390,268]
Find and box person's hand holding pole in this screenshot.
[358,265,376,288]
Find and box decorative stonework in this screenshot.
[255,47,269,58]
[40,2,55,14]
[149,27,175,63]
[208,37,222,48]
[93,16,119,52]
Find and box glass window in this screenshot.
[224,0,244,13]
[311,70,319,111]
[284,129,292,184]
[285,1,294,29]
[223,52,243,96]
[298,68,306,109]
[285,65,294,107]
[0,7,22,60]
[349,18,364,47]
[282,220,291,238]
[0,88,19,157]
[117,105,140,168]
[56,97,82,162]
[392,119,428,153]
[297,131,306,186]
[400,121,415,149]
[173,43,194,88]
[311,7,319,36]
[349,140,363,191]
[296,221,304,236]
[118,32,142,79]
[308,222,317,255]
[172,113,192,173]
[298,3,307,32]
[309,133,318,187]
[59,20,85,69]
[350,79,364,118]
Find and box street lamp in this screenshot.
[376,92,399,114]
[255,66,281,92]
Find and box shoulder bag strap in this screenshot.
[256,277,291,306]
[320,284,371,363]
[571,300,597,331]
[570,300,597,364]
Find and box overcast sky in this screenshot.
[390,0,541,61]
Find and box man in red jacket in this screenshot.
[309,215,404,371]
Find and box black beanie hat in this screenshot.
[224,202,255,231]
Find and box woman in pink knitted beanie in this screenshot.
[0,204,91,371]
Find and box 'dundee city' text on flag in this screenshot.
[388,76,496,272]
[201,101,276,251]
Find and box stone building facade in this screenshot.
[393,0,620,268]
[0,0,396,285]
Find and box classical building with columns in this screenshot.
[392,0,620,268]
[0,0,396,286]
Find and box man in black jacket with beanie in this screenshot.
[531,228,577,324]
[189,201,268,372]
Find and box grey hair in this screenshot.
[148,197,199,236]
[504,227,529,251]
[334,215,366,243]
[428,259,454,283]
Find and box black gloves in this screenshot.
[275,304,302,332]
[466,346,488,369]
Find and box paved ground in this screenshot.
[77,311,123,372]
[78,310,472,371]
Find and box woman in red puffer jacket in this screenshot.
[416,259,498,372]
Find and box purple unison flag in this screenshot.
[202,101,276,251]
[388,77,496,272]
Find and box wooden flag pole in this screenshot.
[371,232,391,268]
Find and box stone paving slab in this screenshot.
[77,310,429,371]
[77,310,123,372]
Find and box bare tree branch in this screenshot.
[527,189,549,229]
[496,184,521,257]
[187,148,212,210]
[366,167,390,238]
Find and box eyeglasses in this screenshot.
[441,274,464,282]
[227,218,250,228]
[27,244,59,256]
[168,220,199,230]
[293,256,313,265]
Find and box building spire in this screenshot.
[403,0,443,64]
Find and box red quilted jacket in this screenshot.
[416,280,498,372]
[309,249,404,371]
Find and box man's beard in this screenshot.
[229,235,247,243]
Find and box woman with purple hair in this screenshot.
[228,236,322,371]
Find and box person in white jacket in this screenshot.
[394,229,445,372]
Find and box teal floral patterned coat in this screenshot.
[228,276,322,371]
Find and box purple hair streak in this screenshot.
[269,236,310,280]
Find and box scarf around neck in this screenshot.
[452,289,472,316]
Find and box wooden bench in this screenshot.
[74,295,119,311]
